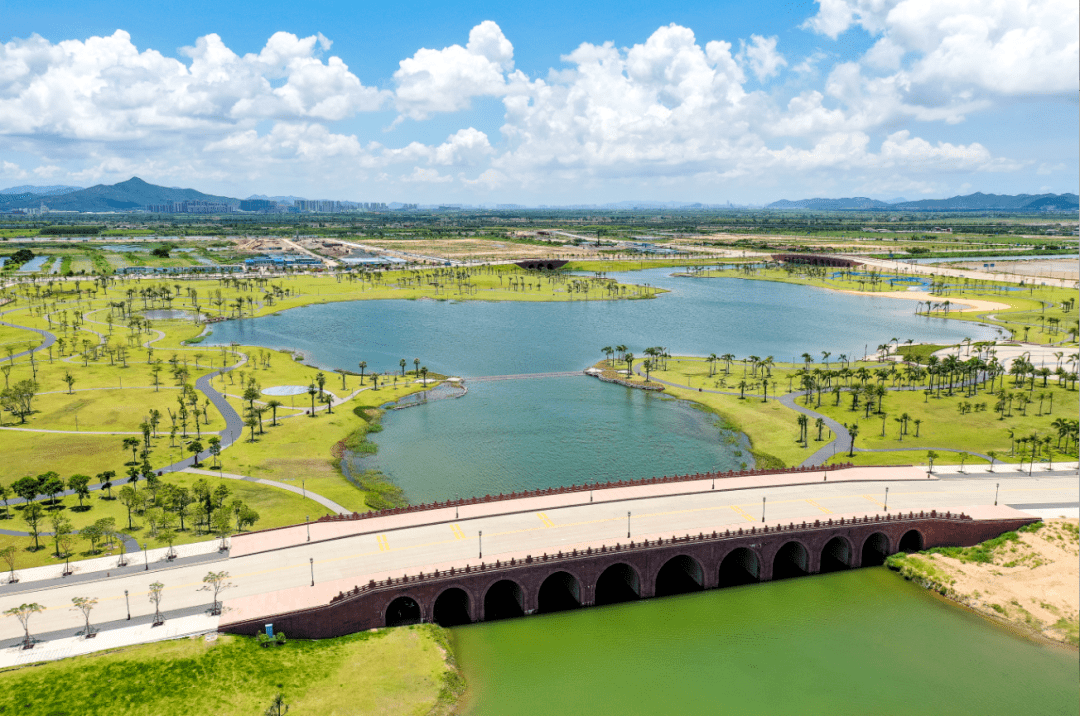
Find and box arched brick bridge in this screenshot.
[222,509,1035,639]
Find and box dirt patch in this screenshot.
[890,519,1079,646]
[946,258,1079,281]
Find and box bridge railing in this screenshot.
[326,508,967,605]
[317,463,862,525]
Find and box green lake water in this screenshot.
[452,568,1079,715]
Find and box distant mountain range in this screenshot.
[0,177,238,213]
[0,184,84,197]
[766,192,1079,212]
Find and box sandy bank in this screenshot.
[836,288,1011,313]
[889,518,1079,646]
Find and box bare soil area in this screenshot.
[946,258,1079,281]
[358,238,596,260]
[889,519,1079,646]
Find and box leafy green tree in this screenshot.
[926,450,939,473]
[12,475,41,504]
[207,437,221,468]
[22,502,44,550]
[50,513,73,558]
[0,484,9,517]
[68,474,92,510]
[0,379,38,423]
[40,473,64,506]
[118,485,138,529]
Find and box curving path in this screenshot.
[631,365,1001,468]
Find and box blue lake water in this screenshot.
[207,269,997,502]
[208,268,998,377]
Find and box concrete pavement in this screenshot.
[4,466,1075,655]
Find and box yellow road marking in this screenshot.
[863,495,886,509]
[450,524,466,540]
[806,499,832,514]
[537,512,555,528]
[376,534,390,551]
[730,505,756,522]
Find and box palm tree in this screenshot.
[306,383,318,416]
[738,380,747,399]
[821,351,831,369]
[358,361,367,384]
[847,422,860,456]
[266,400,282,426]
[414,358,420,376]
[642,359,652,382]
[420,366,429,386]
[316,372,326,398]
[624,352,634,377]
[602,346,614,365]
[400,359,407,377]
[122,437,140,465]
[721,353,735,374]
[797,414,808,445]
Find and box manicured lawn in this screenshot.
[0,468,327,569]
[811,380,1077,462]
[0,625,461,716]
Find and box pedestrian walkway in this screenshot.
[183,468,350,514]
[0,613,219,668]
[1,538,228,588]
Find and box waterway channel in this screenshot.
[452,567,1079,715]
[205,271,1072,711]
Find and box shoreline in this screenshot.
[888,518,1079,648]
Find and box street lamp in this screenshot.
[478,530,483,559]
[994,483,999,506]
[125,589,130,620]
[306,516,310,542]
[143,542,148,571]
[883,487,889,512]
[761,496,766,523]
[627,511,631,539]
[309,557,314,586]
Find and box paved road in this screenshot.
[2,469,1074,645]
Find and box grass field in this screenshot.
[0,625,462,716]
[0,468,328,569]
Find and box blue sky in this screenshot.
[1,0,1076,204]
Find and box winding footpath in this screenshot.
[631,364,1001,468]
[0,303,349,534]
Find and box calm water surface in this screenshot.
[452,568,1079,716]
[208,269,998,500]
[352,376,750,503]
[207,268,997,377]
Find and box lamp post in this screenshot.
[478,530,483,559]
[302,479,306,500]
[627,511,631,539]
[143,542,148,571]
[125,589,130,620]
[309,557,314,586]
[994,483,999,506]
[883,487,889,512]
[761,496,766,523]
[306,516,310,542]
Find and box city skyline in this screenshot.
[1,0,1077,204]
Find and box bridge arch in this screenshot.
[484,579,525,621]
[655,554,705,597]
[385,595,422,627]
[772,540,810,580]
[860,532,890,566]
[820,536,853,573]
[537,570,582,613]
[899,529,924,553]
[718,547,760,587]
[595,562,641,606]
[432,587,471,627]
